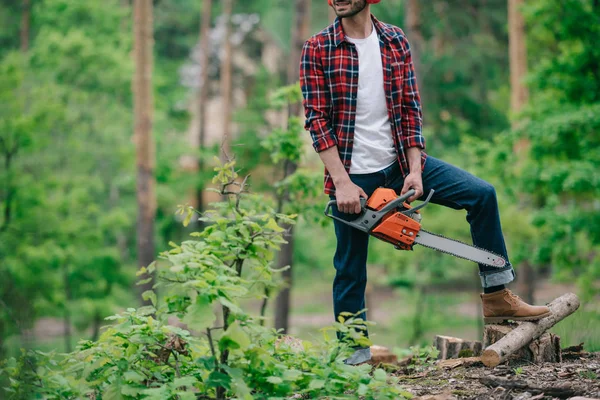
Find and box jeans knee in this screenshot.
[479,182,497,205]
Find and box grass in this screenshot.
[550,308,600,352]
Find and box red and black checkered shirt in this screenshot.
[300,14,427,195]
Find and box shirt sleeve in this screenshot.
[299,39,338,153]
[400,35,425,150]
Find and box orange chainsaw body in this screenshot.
[366,188,421,250]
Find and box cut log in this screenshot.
[434,335,482,360]
[484,324,561,364]
[370,345,398,364]
[481,293,580,367]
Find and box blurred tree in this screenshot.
[274,0,311,334]
[133,0,156,305]
[220,0,233,162]
[508,0,535,304]
[196,0,212,213]
[20,0,30,52]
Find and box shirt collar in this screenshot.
[332,14,395,47]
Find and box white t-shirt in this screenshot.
[346,25,397,174]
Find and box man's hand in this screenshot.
[401,172,423,203]
[335,180,368,214]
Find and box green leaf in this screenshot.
[309,379,325,389]
[224,367,253,400]
[373,368,387,382]
[219,320,251,351]
[173,376,197,388]
[142,290,157,306]
[182,295,215,331]
[265,218,284,233]
[104,381,125,400]
[207,371,231,389]
[142,386,170,400]
[123,370,144,383]
[266,376,283,384]
[283,369,302,381]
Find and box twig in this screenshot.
[171,350,181,378]
[206,328,219,369]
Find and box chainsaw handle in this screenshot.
[324,197,367,217]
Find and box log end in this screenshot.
[481,349,501,368]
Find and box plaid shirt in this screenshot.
[300,15,426,195]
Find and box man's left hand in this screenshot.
[401,172,423,203]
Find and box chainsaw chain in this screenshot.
[417,229,508,269]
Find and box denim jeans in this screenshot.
[329,156,515,335]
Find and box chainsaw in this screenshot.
[324,188,507,269]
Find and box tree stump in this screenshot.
[434,335,483,360]
[481,293,580,367]
[484,323,561,364]
[370,345,398,364]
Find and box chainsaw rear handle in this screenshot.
[324,189,416,218]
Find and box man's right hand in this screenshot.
[335,180,368,214]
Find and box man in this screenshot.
[300,0,550,365]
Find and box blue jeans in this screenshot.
[329,156,515,334]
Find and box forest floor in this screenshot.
[395,351,600,400]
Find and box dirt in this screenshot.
[395,352,600,400]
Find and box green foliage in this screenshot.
[1,160,409,399]
[461,0,600,301]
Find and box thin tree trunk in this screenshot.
[133,0,156,304]
[405,0,423,82]
[274,0,310,334]
[196,0,212,211]
[63,264,72,353]
[220,0,233,161]
[509,0,529,119]
[20,0,30,52]
[509,0,535,304]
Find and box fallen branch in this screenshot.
[481,293,580,367]
[479,376,585,398]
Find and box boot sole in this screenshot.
[484,311,551,324]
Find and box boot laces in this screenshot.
[506,291,522,307]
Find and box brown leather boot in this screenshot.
[480,289,550,323]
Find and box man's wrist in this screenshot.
[332,175,352,187]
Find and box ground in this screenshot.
[396,352,600,400]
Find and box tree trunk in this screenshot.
[63,264,72,353]
[509,0,529,118]
[274,0,310,334]
[196,0,212,212]
[509,0,535,305]
[220,0,233,162]
[405,0,423,81]
[481,293,579,367]
[20,0,30,52]
[133,0,156,305]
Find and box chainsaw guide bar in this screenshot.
[324,188,508,269]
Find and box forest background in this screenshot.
[0,0,599,385]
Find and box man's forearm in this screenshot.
[318,146,351,186]
[406,147,422,174]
